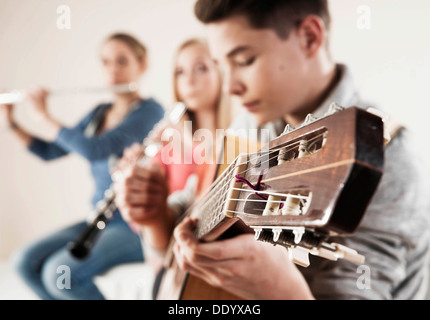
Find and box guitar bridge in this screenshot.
[251,226,365,267]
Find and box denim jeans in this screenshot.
[11,213,144,300]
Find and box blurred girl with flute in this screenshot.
[112,38,233,293]
[0,33,164,300]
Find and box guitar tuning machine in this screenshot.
[253,227,263,241]
[280,124,295,137]
[296,113,318,130]
[252,226,306,245]
[279,103,342,138]
[288,247,311,268]
[325,102,345,116]
[252,225,365,267]
[279,112,318,137]
[253,226,310,267]
[303,113,318,125]
[272,227,282,242]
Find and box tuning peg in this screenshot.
[292,227,305,244]
[325,102,344,116]
[272,228,282,242]
[288,247,310,267]
[253,227,263,240]
[280,123,295,136]
[303,113,318,125]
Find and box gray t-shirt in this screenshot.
[169,64,430,300]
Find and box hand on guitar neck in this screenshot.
[156,106,384,300]
[173,216,315,300]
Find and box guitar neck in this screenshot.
[184,133,262,242]
[187,156,242,241]
[171,107,383,267]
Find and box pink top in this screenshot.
[154,144,199,194]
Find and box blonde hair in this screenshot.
[172,38,232,132]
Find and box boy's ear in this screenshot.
[297,15,325,58]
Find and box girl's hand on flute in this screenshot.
[26,87,50,122]
[0,103,14,127]
[24,87,61,141]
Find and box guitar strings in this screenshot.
[230,188,310,200]
[183,132,325,228]
[192,131,325,214]
[186,132,325,219]
[235,132,326,177]
[194,130,324,210]
[200,188,310,226]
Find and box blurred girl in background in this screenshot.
[0,33,164,300]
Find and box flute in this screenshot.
[0,82,139,104]
[68,102,187,260]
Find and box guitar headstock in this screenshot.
[229,105,384,266]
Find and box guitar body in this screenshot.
[156,134,260,300]
[157,254,243,300]
[156,107,385,300]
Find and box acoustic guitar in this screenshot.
[156,105,384,300]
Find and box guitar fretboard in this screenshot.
[191,157,240,239]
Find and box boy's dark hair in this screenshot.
[194,0,331,40]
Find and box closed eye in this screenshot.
[235,56,256,67]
